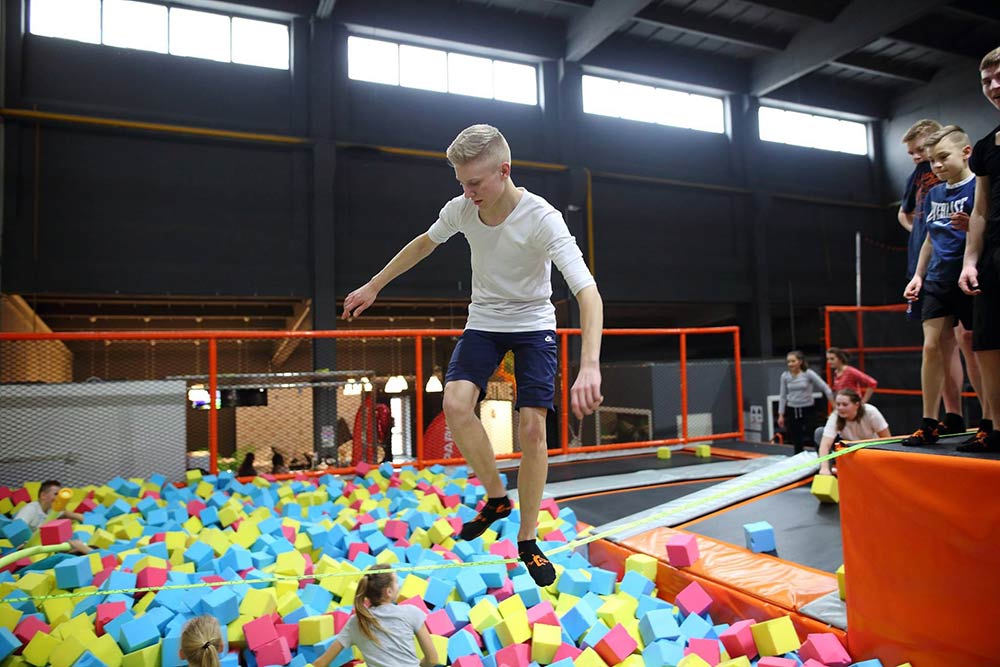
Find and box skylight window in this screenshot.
[758,106,869,155]
[28,1,289,70]
[581,74,725,134]
[347,36,538,106]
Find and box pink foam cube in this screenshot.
[400,597,431,614]
[255,636,292,666]
[552,643,582,662]
[331,610,350,634]
[758,658,797,667]
[76,498,97,513]
[280,525,296,542]
[95,601,126,636]
[495,643,530,667]
[383,520,409,540]
[675,580,713,616]
[425,609,457,637]
[442,494,461,509]
[244,615,279,651]
[445,516,463,536]
[452,656,485,667]
[594,624,638,665]
[275,623,299,651]
[801,660,830,667]
[526,601,559,628]
[799,633,851,667]
[459,625,482,648]
[347,543,371,560]
[136,567,168,591]
[666,533,701,567]
[354,462,374,476]
[719,619,757,659]
[14,615,51,644]
[540,497,560,517]
[488,579,515,602]
[39,519,73,545]
[684,637,721,665]
[187,500,207,517]
[541,529,567,542]
[489,540,518,570]
[10,488,30,505]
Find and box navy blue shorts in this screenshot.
[445,329,557,410]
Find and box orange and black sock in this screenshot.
[459,495,512,541]
[518,539,556,587]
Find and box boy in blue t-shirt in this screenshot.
[903,125,992,447]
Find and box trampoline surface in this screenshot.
[562,479,723,526]
[503,452,725,488]
[681,485,842,573]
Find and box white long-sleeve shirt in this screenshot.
[427,189,595,332]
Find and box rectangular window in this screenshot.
[582,74,725,134]
[30,0,101,44]
[102,0,167,54]
[347,35,538,106]
[758,106,869,155]
[28,1,289,70]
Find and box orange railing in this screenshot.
[823,304,976,398]
[1,327,743,474]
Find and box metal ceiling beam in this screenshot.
[888,22,997,61]
[751,0,946,97]
[633,5,789,51]
[315,0,335,19]
[943,0,1000,23]
[739,0,844,22]
[566,0,656,62]
[833,52,936,84]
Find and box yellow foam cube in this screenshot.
[656,446,673,459]
[469,599,503,631]
[240,587,278,617]
[134,556,168,573]
[274,550,307,578]
[618,656,646,667]
[399,574,429,600]
[718,657,752,667]
[22,631,60,666]
[678,655,712,667]
[48,636,88,667]
[598,594,637,627]
[185,469,203,484]
[227,615,253,649]
[277,592,305,618]
[693,444,712,458]
[217,505,241,527]
[575,647,610,667]
[495,613,531,646]
[811,475,840,503]
[624,553,657,581]
[41,595,75,626]
[121,642,161,667]
[173,562,195,574]
[299,614,334,644]
[837,564,846,601]
[531,623,562,663]
[24,481,41,500]
[427,518,453,544]
[182,515,203,535]
[375,548,400,566]
[0,602,23,631]
[273,578,299,601]
[417,634,449,665]
[409,527,431,548]
[91,634,125,667]
[16,572,54,598]
[54,614,96,641]
[750,616,800,656]
[554,592,581,614]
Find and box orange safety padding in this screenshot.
[839,448,1000,666]
[618,526,838,610]
[588,536,846,642]
[683,446,767,460]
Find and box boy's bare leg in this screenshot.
[921,318,949,418]
[957,324,992,421]
[977,352,1000,425]
[515,407,548,542]
[443,380,505,497]
[940,330,964,417]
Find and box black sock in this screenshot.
[458,495,512,541]
[980,420,994,433]
[923,417,939,431]
[518,539,556,587]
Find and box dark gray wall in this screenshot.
[2,0,905,358]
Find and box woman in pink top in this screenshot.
[826,347,877,402]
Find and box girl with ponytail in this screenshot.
[314,565,439,667]
[179,616,223,667]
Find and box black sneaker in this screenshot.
[901,425,939,447]
[957,430,1000,453]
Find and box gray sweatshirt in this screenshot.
[779,369,833,414]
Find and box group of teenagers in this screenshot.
[777,46,1000,467]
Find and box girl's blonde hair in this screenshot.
[354,564,396,644]
[180,616,222,667]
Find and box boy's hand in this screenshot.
[950,211,970,232]
[342,282,380,319]
[819,464,834,477]
[959,265,980,295]
[777,414,784,429]
[570,363,603,420]
[903,276,922,302]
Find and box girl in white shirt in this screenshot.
[817,389,891,475]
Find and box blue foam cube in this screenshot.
[743,520,776,552]
[117,615,160,652]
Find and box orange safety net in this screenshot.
[589,526,843,641]
[839,448,1000,666]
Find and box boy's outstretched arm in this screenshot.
[571,285,604,420]
[343,233,440,319]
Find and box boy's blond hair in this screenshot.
[901,119,942,144]
[981,46,1000,71]
[446,124,511,168]
[925,124,970,150]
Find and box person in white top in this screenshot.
[342,125,603,586]
[816,389,891,476]
[13,479,91,554]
